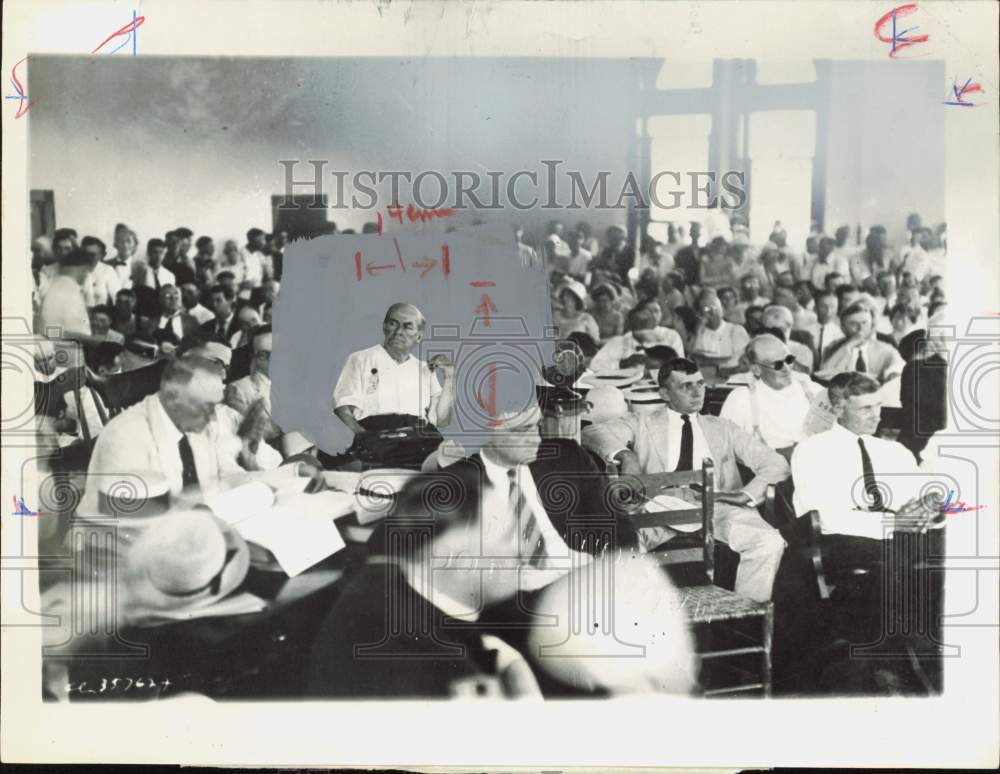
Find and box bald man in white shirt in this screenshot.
[720,335,823,458]
[333,303,456,437]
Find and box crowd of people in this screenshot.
[31,208,950,699]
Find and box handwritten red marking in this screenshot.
[354,251,362,281]
[391,238,408,272]
[469,281,496,288]
[412,257,438,278]
[366,263,396,276]
[92,14,146,54]
[873,4,928,59]
[387,205,405,225]
[478,364,498,424]
[944,77,984,106]
[9,57,37,119]
[442,244,451,276]
[377,211,383,236]
[475,294,497,328]
[406,204,456,224]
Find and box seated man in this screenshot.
[719,334,823,458]
[582,357,789,602]
[762,304,815,374]
[332,302,455,437]
[307,463,545,699]
[589,304,684,373]
[791,373,942,651]
[689,289,750,373]
[818,300,904,384]
[224,325,312,458]
[81,356,275,512]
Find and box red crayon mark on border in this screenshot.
[441,244,451,276]
[469,281,496,288]
[873,4,928,59]
[92,13,146,54]
[943,77,984,107]
[7,57,37,119]
[354,252,363,281]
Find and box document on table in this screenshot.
[204,485,353,577]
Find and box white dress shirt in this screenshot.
[791,422,923,541]
[810,321,844,361]
[590,328,685,373]
[85,262,122,307]
[690,321,750,368]
[243,250,265,287]
[132,262,175,289]
[604,407,710,474]
[333,344,443,422]
[186,303,215,325]
[158,312,185,340]
[478,455,589,592]
[805,253,851,291]
[719,377,822,450]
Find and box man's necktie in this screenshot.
[857,437,884,511]
[508,470,545,565]
[817,327,825,362]
[676,414,694,471]
[153,269,161,292]
[178,435,199,487]
[855,347,867,373]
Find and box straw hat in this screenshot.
[121,509,249,617]
[585,384,629,423]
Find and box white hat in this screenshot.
[558,280,588,307]
[585,384,628,423]
[121,509,249,620]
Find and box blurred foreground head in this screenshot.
[525,553,698,696]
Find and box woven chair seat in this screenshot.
[673,584,771,624]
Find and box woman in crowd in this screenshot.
[590,283,624,340]
[553,282,600,342]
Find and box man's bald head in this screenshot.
[384,302,426,331]
[747,333,794,389]
[762,304,793,332]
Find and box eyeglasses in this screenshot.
[254,350,272,361]
[759,354,797,371]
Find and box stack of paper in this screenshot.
[203,485,354,577]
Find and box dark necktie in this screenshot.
[217,319,226,341]
[857,437,884,511]
[508,470,545,565]
[817,327,825,362]
[676,414,694,471]
[153,268,161,292]
[855,347,867,373]
[178,435,199,487]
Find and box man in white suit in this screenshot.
[582,357,789,602]
[82,356,272,512]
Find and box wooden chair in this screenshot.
[88,358,169,418]
[624,459,774,697]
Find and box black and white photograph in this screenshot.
[2,0,998,769]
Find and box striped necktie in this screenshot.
[508,469,546,565]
